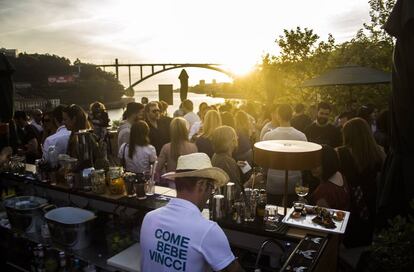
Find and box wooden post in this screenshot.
[115,58,119,80]
[128,65,131,88]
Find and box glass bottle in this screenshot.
[107,166,125,195]
[58,251,67,272]
[91,169,106,194]
[256,189,267,222]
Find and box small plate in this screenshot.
[281,205,350,234]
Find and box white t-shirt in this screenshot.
[118,143,157,173]
[117,122,131,149]
[259,122,277,140]
[42,126,71,161]
[183,112,201,129]
[140,198,235,272]
[263,127,307,195]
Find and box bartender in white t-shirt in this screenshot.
[140,153,244,272]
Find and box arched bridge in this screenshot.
[93,59,235,89]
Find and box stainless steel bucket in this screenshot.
[44,207,96,250]
[3,196,48,234]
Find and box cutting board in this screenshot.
[107,243,141,272]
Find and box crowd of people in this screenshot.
[0,98,389,252]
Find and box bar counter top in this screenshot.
[1,169,337,272]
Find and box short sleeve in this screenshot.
[148,145,157,163]
[118,143,126,159]
[200,223,235,271]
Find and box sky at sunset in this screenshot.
[0,0,371,90]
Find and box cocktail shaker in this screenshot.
[225,182,235,215]
[212,194,225,221]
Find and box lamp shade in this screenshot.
[254,140,322,170]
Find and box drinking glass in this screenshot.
[295,181,309,203]
[243,188,257,222]
[145,181,155,196]
[144,170,155,196]
[264,204,280,231]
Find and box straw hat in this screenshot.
[162,153,229,187]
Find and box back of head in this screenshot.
[174,176,199,193]
[357,105,374,122]
[124,102,144,120]
[31,109,42,118]
[52,104,67,125]
[181,99,194,112]
[295,103,305,114]
[277,104,293,122]
[317,102,331,112]
[234,110,250,135]
[129,121,150,158]
[202,110,222,139]
[170,117,189,160]
[376,109,389,132]
[321,145,340,182]
[159,100,169,113]
[63,104,90,131]
[90,101,106,113]
[342,117,381,171]
[141,97,149,104]
[221,112,235,129]
[14,111,27,121]
[211,125,237,154]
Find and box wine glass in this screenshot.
[295,181,309,204]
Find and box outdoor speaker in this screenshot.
[158,84,173,105]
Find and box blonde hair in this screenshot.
[212,126,238,154]
[202,110,222,139]
[170,117,190,161]
[342,118,383,171]
[235,110,250,136]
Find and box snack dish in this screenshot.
[282,205,350,234]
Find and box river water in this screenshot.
[107,90,227,123]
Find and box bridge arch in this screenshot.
[128,64,235,90]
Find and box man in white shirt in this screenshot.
[259,105,279,140]
[182,99,200,129]
[30,109,43,135]
[42,105,71,161]
[140,153,244,272]
[263,104,307,205]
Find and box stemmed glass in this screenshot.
[295,181,309,204]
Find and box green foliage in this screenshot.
[364,200,414,271]
[230,1,396,113]
[10,53,72,85]
[9,54,126,105]
[364,0,396,44]
[277,27,320,63]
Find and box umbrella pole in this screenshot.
[284,169,288,216]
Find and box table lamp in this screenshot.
[254,140,322,215]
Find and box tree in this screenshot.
[276,27,320,63]
[363,0,396,45]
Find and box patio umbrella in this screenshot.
[178,69,189,102]
[301,64,391,98]
[377,0,414,228]
[0,53,15,122]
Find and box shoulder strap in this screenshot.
[121,143,128,167]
